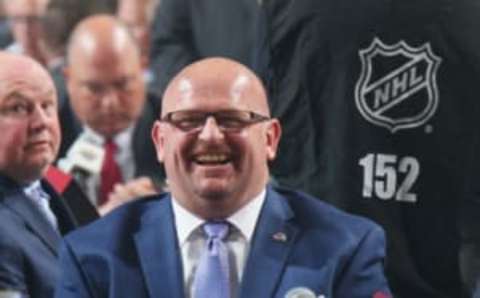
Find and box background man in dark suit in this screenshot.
[116,0,160,85]
[261,1,480,297]
[148,0,266,97]
[58,15,165,215]
[55,57,392,298]
[0,52,77,298]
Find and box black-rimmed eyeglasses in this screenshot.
[160,110,271,133]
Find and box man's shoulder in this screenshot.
[272,186,383,240]
[0,186,29,226]
[0,201,22,235]
[64,193,170,248]
[0,193,37,247]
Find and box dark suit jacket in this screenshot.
[149,0,267,97]
[55,186,391,297]
[44,166,99,226]
[57,93,165,185]
[0,175,77,298]
[263,0,480,297]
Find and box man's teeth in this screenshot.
[196,154,228,163]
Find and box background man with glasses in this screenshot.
[55,57,392,298]
[3,0,49,64]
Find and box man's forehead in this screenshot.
[0,79,55,102]
[162,58,269,116]
[179,73,250,94]
[165,71,264,110]
[0,69,49,88]
[0,62,37,79]
[0,56,54,99]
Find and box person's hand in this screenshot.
[98,176,158,216]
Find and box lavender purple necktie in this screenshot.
[193,221,231,298]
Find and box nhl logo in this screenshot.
[355,38,441,132]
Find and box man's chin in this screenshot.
[16,166,48,184]
[95,122,129,137]
[196,182,231,200]
[26,157,52,174]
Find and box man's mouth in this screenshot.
[26,141,50,150]
[194,153,232,165]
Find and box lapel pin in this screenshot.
[373,291,391,298]
[272,231,287,242]
[285,287,317,298]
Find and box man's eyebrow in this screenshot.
[4,89,55,102]
[80,75,136,85]
[80,79,98,85]
[4,91,29,102]
[39,89,56,99]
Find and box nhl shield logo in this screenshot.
[355,38,441,132]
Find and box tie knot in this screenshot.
[203,221,229,240]
[104,139,117,152]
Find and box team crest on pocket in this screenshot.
[355,38,441,132]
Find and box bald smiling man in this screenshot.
[55,58,392,298]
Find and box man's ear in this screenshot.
[151,121,166,163]
[265,119,282,161]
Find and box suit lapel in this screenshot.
[132,97,158,178]
[239,187,299,298]
[3,189,61,255]
[41,179,78,234]
[134,196,184,298]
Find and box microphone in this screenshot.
[0,290,24,298]
[57,134,105,178]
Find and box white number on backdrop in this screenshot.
[359,153,419,203]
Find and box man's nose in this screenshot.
[100,88,120,109]
[30,105,50,130]
[198,117,225,141]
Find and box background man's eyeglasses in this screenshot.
[160,110,271,133]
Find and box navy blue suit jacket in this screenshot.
[0,176,77,298]
[55,186,391,297]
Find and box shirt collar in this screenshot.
[82,124,135,149]
[23,180,49,200]
[172,198,204,246]
[228,189,265,241]
[172,189,266,246]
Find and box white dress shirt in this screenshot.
[23,180,58,231]
[171,189,266,298]
[76,125,136,206]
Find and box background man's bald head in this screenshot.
[64,14,146,138]
[163,57,270,116]
[66,14,140,66]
